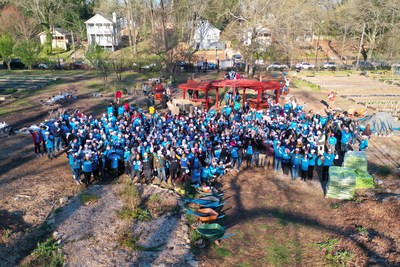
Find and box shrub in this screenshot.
[80,193,99,205]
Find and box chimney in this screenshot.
[112,12,117,23]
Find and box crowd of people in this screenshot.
[29,89,371,188]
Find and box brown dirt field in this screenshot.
[0,70,399,266]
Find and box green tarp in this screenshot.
[343,151,368,172]
[326,166,356,200]
[355,170,374,189]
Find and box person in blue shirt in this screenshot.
[300,153,309,181]
[307,149,317,180]
[123,147,131,174]
[191,168,201,186]
[82,154,93,187]
[291,148,301,180]
[71,153,82,185]
[321,148,337,182]
[281,148,292,176]
[327,133,337,153]
[45,132,56,160]
[130,153,142,183]
[340,127,352,154]
[109,152,120,180]
[274,141,283,172]
[245,144,253,167]
[230,145,240,172]
[201,164,215,185]
[359,135,369,151]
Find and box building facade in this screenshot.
[85,13,121,51]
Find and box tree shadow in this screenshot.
[222,168,398,266]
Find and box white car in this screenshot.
[266,62,288,71]
[323,62,337,69]
[295,62,315,70]
[38,63,48,70]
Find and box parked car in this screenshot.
[38,63,48,70]
[266,62,288,71]
[69,61,88,70]
[323,62,337,69]
[370,61,390,70]
[295,62,315,70]
[3,58,26,69]
[207,63,217,70]
[352,61,374,70]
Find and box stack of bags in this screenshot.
[343,151,374,189]
[326,166,356,200]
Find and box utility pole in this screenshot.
[71,30,76,63]
[356,23,366,68]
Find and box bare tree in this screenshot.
[0,5,38,42]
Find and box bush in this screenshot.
[27,238,64,267]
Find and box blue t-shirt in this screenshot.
[82,160,93,172]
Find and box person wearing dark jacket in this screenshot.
[51,122,63,151]
[142,152,152,184]
[29,129,43,157]
[168,152,180,183]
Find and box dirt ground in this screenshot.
[0,70,399,266]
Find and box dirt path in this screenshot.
[53,184,192,267]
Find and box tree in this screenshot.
[13,40,41,69]
[0,5,38,42]
[85,44,112,88]
[0,34,14,70]
[16,0,62,52]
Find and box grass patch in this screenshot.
[147,193,162,215]
[233,229,245,239]
[292,78,321,91]
[3,229,12,239]
[356,226,368,235]
[237,263,252,267]
[272,210,289,227]
[330,202,342,209]
[50,207,63,216]
[80,192,100,205]
[215,246,232,257]
[186,214,198,225]
[118,228,164,252]
[317,237,354,266]
[119,184,140,210]
[117,207,151,222]
[189,228,202,244]
[26,237,64,267]
[265,238,291,267]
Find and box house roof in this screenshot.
[85,13,113,24]
[38,28,71,37]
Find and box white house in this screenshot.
[243,26,272,51]
[85,12,121,51]
[38,28,72,51]
[193,21,223,50]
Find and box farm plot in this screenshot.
[300,74,400,117]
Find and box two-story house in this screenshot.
[193,21,224,50]
[38,28,72,51]
[85,12,121,51]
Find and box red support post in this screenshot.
[216,88,219,108]
[243,88,246,107]
[205,89,209,110]
[276,87,280,104]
